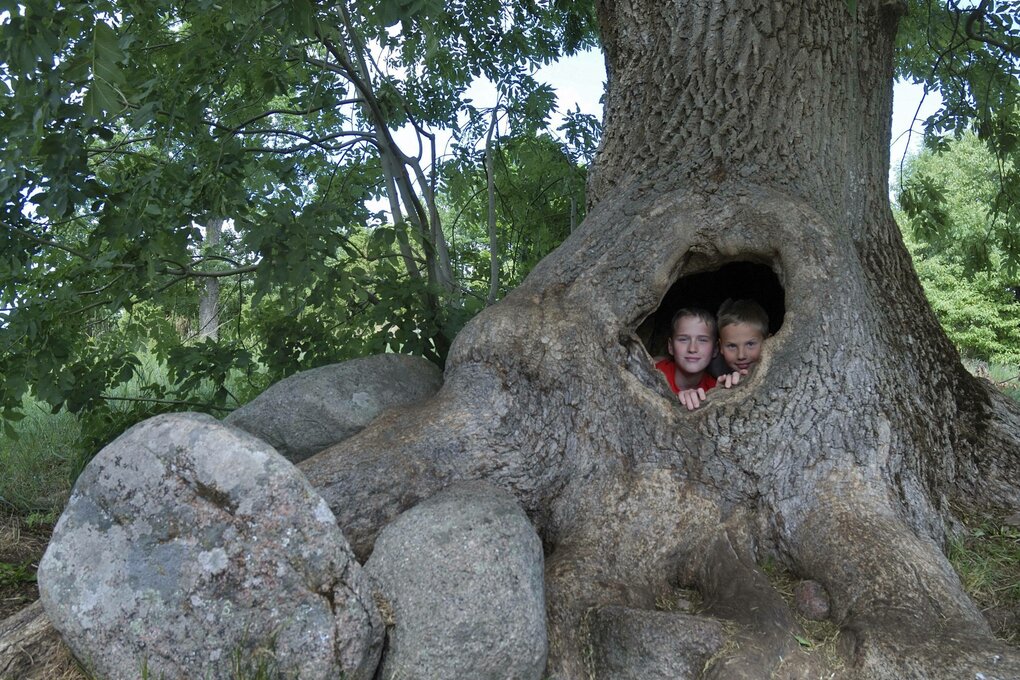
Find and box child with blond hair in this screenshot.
[716,298,769,379]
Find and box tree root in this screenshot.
[786,481,1020,678]
[956,380,1020,514]
[0,601,83,680]
[689,518,832,680]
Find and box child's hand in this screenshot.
[717,370,745,389]
[678,387,707,410]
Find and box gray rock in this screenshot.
[792,580,830,621]
[38,412,383,680]
[365,481,546,680]
[226,354,442,463]
[587,606,725,679]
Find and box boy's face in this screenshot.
[719,322,766,373]
[667,316,717,375]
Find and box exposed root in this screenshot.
[0,601,88,680]
[956,380,1020,514]
[788,483,1020,678]
[689,518,835,680]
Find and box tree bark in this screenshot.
[299,1,1020,677]
[197,217,223,341]
[0,602,81,679]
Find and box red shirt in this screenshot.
[654,358,717,394]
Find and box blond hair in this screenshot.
[717,299,768,336]
[670,307,717,337]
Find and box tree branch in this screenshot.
[963,0,1020,57]
[243,135,373,155]
[157,259,261,278]
[1,223,134,267]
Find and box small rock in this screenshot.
[793,580,830,621]
[38,412,383,680]
[226,354,442,463]
[365,481,547,680]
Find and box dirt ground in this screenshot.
[0,509,1016,679]
[0,514,49,621]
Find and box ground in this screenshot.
[1,505,1017,677]
[0,514,48,622]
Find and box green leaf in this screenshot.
[92,22,126,85]
[84,80,120,119]
[87,22,127,117]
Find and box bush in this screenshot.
[911,254,1020,365]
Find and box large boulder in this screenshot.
[225,354,442,463]
[365,481,547,680]
[38,412,383,680]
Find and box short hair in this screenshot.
[717,299,769,336]
[669,307,717,337]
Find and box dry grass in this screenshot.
[16,643,91,680]
[0,513,52,622]
[654,585,701,613]
[759,558,847,673]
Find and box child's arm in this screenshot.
[677,387,708,410]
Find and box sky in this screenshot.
[382,46,946,220]
[461,47,944,184]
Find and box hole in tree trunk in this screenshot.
[638,261,785,367]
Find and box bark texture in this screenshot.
[300,1,1020,677]
[0,602,78,680]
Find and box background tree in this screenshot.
[897,131,1020,364]
[0,0,599,433]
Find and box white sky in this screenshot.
[387,47,944,217]
[462,47,943,180]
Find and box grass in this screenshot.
[0,397,86,519]
[0,560,36,587]
[948,512,1020,644]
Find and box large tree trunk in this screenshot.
[300,0,1020,677]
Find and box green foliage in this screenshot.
[896,0,1020,271]
[442,131,591,296]
[896,133,1020,364]
[898,132,1018,281]
[0,1,598,425]
[908,251,1020,363]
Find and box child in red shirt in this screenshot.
[654,308,721,410]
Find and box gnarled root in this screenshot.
[786,482,1020,679]
[689,518,831,679]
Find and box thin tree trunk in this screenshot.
[485,108,500,307]
[198,217,222,341]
